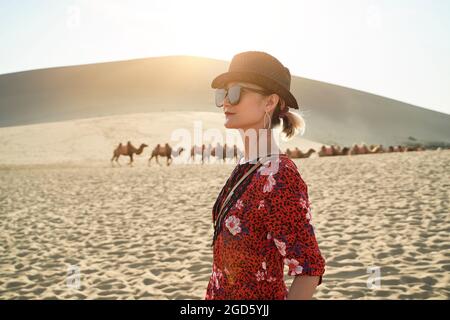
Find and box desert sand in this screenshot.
[0,148,449,299]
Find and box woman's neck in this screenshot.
[239,128,282,162]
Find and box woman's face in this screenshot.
[222,81,278,131]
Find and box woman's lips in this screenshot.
[225,112,235,116]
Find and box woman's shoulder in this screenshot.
[256,154,309,196]
[279,154,300,173]
[258,154,300,176]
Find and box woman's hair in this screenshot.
[270,97,306,141]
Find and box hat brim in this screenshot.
[211,71,299,109]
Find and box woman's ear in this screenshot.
[265,94,280,113]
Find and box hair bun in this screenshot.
[279,106,289,117]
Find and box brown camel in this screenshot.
[348,144,372,155]
[191,144,206,164]
[111,141,148,166]
[208,143,221,163]
[220,143,240,163]
[149,143,185,166]
[192,143,241,164]
[405,145,425,152]
[203,143,214,163]
[387,145,407,152]
[370,144,385,153]
[223,144,239,163]
[341,147,350,155]
[193,143,218,164]
[348,144,390,155]
[308,144,388,157]
[233,144,242,162]
[210,143,223,163]
[286,147,316,159]
[318,145,343,157]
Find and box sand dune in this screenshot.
[1,55,449,148]
[0,149,449,299]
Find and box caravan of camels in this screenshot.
[111,141,430,166]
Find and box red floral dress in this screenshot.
[205,154,325,300]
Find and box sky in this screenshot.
[0,0,449,115]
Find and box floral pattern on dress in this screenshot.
[263,174,276,193]
[284,258,304,276]
[235,199,244,210]
[205,154,325,300]
[273,238,287,256]
[257,200,265,210]
[225,215,242,236]
[255,261,277,282]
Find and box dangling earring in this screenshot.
[263,111,271,129]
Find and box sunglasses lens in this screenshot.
[215,89,226,107]
[228,85,241,105]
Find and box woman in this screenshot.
[205,51,325,300]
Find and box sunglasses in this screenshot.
[215,84,270,107]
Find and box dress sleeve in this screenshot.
[262,163,325,285]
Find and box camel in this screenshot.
[199,144,218,164]
[334,145,353,156]
[191,144,206,164]
[341,147,350,155]
[111,141,148,166]
[386,145,408,153]
[149,143,185,166]
[370,145,385,153]
[316,144,373,157]
[209,143,226,163]
[283,143,426,158]
[318,145,343,157]
[286,147,316,159]
[303,144,391,157]
[203,144,213,163]
[229,144,241,163]
[191,143,242,164]
[210,143,223,163]
[348,144,373,155]
[348,144,391,155]
[388,145,425,152]
[233,145,244,160]
[220,144,240,163]
[405,145,425,152]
